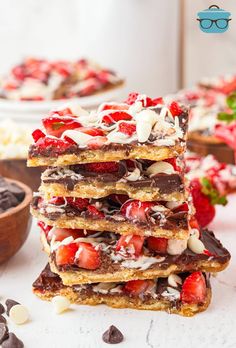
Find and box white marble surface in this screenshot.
[0,195,235,348]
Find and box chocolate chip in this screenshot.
[5,300,19,316]
[0,303,5,314]
[0,315,7,324]
[102,325,124,344]
[7,183,25,202]
[2,333,24,348]
[0,323,9,344]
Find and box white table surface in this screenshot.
[0,195,236,348]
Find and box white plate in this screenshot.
[0,85,125,123]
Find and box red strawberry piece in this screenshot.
[66,197,89,210]
[49,228,85,242]
[32,129,46,142]
[35,137,73,152]
[124,92,139,105]
[42,116,81,138]
[169,101,183,116]
[63,135,77,145]
[52,62,71,77]
[75,242,100,270]
[37,221,52,236]
[87,136,108,149]
[48,197,65,206]
[102,111,132,125]
[189,217,200,230]
[180,272,207,304]
[147,237,168,254]
[116,235,144,257]
[55,243,78,266]
[97,70,110,84]
[124,279,154,296]
[50,107,74,117]
[172,202,189,213]
[190,178,215,227]
[77,127,105,137]
[118,122,136,136]
[152,97,164,105]
[87,205,105,219]
[100,103,129,112]
[120,200,155,222]
[83,162,119,173]
[12,65,25,81]
[164,158,180,172]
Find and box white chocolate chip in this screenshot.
[9,305,29,325]
[62,130,93,146]
[125,168,141,181]
[136,121,152,143]
[188,235,205,254]
[167,239,187,255]
[168,274,182,287]
[146,161,175,176]
[52,296,70,314]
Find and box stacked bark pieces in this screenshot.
[28,93,230,317]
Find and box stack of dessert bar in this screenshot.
[28,93,230,317]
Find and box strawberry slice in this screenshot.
[48,196,65,206]
[55,243,78,266]
[116,235,144,257]
[152,97,164,105]
[49,228,85,242]
[120,200,155,222]
[83,162,119,173]
[35,137,73,152]
[169,101,183,116]
[42,116,81,137]
[87,205,105,219]
[66,197,89,210]
[124,280,154,296]
[124,93,139,105]
[37,221,52,237]
[189,217,200,230]
[49,107,74,117]
[147,237,168,254]
[172,202,189,213]
[100,103,129,112]
[32,129,46,142]
[77,127,105,137]
[87,136,108,149]
[118,122,136,136]
[180,272,207,304]
[102,111,132,125]
[75,242,100,270]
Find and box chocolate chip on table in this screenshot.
[0,315,7,324]
[5,300,19,316]
[0,303,5,314]
[102,325,124,344]
[0,323,9,344]
[2,332,24,348]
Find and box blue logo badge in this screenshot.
[197,5,231,33]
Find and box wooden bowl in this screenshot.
[0,179,33,264]
[0,159,42,191]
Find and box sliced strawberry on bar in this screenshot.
[75,242,100,270]
[147,237,168,254]
[152,97,164,105]
[169,101,183,116]
[172,202,189,213]
[49,228,85,242]
[180,272,207,304]
[36,137,73,152]
[116,235,144,257]
[32,129,46,142]
[118,122,136,136]
[42,116,82,137]
[83,162,119,173]
[124,92,139,105]
[49,107,74,117]
[87,136,108,149]
[48,197,65,206]
[77,127,105,137]
[120,200,155,222]
[102,111,132,125]
[87,205,105,219]
[66,197,89,210]
[55,243,78,266]
[37,221,52,236]
[100,103,129,112]
[124,280,154,296]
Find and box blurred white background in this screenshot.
[0,0,235,96]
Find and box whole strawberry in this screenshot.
[190,177,227,228]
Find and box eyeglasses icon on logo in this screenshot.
[197,5,231,33]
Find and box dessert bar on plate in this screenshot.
[27,94,188,167]
[38,225,230,285]
[33,265,212,317]
[31,195,189,239]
